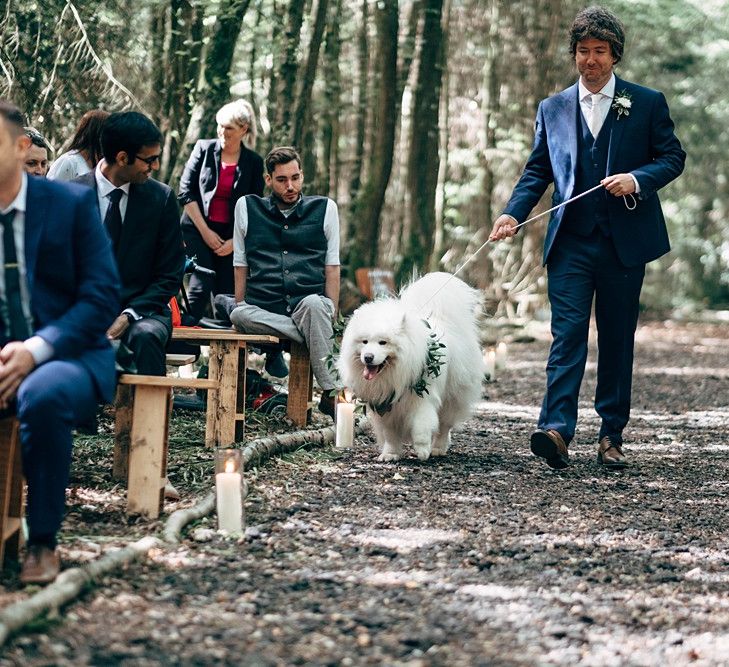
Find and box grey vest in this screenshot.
[244,195,328,315]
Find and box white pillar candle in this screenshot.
[216,464,243,533]
[495,342,508,370]
[336,401,355,449]
[484,349,496,380]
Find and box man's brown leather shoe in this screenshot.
[20,545,60,585]
[530,429,569,469]
[597,436,628,468]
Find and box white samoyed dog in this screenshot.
[338,272,484,461]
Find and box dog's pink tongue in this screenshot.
[363,366,378,381]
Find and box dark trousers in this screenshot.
[182,222,235,320]
[122,314,171,376]
[17,360,98,546]
[539,229,645,444]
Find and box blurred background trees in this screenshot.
[1,0,727,315]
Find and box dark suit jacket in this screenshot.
[178,139,265,224]
[504,76,686,267]
[25,176,120,402]
[74,173,185,317]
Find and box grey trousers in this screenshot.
[230,294,338,391]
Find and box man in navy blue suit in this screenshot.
[0,100,119,584]
[489,7,685,469]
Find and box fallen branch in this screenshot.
[0,420,367,645]
[0,536,161,646]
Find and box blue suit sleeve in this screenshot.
[34,187,120,356]
[630,92,686,199]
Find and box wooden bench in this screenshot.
[171,329,314,442]
[114,375,217,518]
[0,417,23,565]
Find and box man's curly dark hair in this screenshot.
[569,6,625,64]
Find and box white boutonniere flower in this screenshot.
[612,90,633,119]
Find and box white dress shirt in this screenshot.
[0,173,54,364]
[578,73,640,193]
[93,163,141,321]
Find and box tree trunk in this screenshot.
[348,0,370,203]
[171,0,251,187]
[320,0,343,198]
[271,0,306,145]
[432,0,452,270]
[348,0,399,272]
[161,0,204,183]
[399,0,444,281]
[292,0,330,153]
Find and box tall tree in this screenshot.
[399,0,444,280]
[348,0,399,271]
[292,0,329,151]
[320,0,344,197]
[271,0,306,144]
[348,0,370,204]
[173,0,252,185]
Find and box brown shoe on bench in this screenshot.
[530,429,570,469]
[597,436,628,468]
[20,544,60,585]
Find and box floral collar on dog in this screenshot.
[367,327,446,415]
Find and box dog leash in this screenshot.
[421,184,637,307]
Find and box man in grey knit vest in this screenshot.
[230,146,339,419]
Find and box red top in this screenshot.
[208,163,236,224]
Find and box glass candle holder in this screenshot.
[215,448,244,533]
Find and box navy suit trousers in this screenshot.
[539,229,645,444]
[16,360,98,545]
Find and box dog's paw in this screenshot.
[431,447,447,457]
[377,452,401,462]
[413,445,432,461]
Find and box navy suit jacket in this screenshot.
[74,172,185,318]
[504,76,686,267]
[25,176,120,402]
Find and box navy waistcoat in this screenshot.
[244,195,328,316]
[561,106,614,237]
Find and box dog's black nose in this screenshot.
[363,353,374,364]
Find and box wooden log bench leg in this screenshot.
[205,341,239,448]
[0,417,24,565]
[113,384,133,481]
[287,341,313,427]
[115,375,218,518]
[126,385,170,519]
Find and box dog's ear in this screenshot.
[399,312,409,332]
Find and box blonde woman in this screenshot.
[178,100,264,319]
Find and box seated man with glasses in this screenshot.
[74,111,184,375]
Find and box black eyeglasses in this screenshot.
[134,154,161,166]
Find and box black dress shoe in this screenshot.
[530,429,570,469]
[597,436,628,468]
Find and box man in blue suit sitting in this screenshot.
[489,6,685,469]
[0,100,119,584]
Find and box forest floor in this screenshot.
[2,318,729,666]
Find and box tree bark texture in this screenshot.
[399,0,444,281]
[348,0,399,272]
